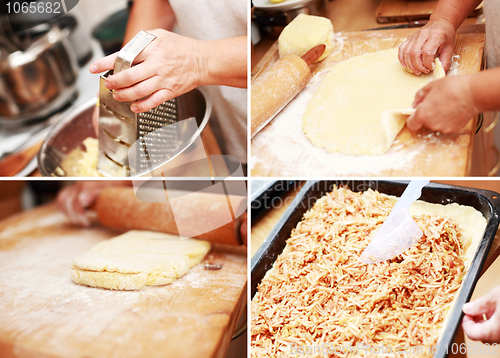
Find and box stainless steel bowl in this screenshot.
[38,88,212,177]
[0,24,79,124]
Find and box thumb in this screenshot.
[78,188,101,208]
[462,314,498,343]
[406,111,422,132]
[463,294,497,316]
[438,45,454,73]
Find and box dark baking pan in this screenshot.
[251,180,500,358]
[251,180,297,222]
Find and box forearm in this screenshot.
[202,36,248,88]
[430,0,482,30]
[124,0,176,44]
[469,67,500,113]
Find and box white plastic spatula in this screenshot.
[360,180,430,264]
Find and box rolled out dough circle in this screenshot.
[71,230,211,291]
[302,48,445,155]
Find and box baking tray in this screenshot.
[251,180,500,358]
[251,180,297,222]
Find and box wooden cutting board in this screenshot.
[376,0,483,24]
[0,203,247,358]
[251,25,485,177]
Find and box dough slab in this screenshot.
[302,48,445,155]
[71,230,211,290]
[278,13,334,62]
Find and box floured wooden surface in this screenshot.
[0,204,247,358]
[251,26,485,177]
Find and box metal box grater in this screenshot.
[97,31,180,177]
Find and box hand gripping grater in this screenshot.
[97,31,180,177]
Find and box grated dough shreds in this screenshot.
[60,137,101,177]
[251,187,470,358]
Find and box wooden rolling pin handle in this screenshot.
[301,44,326,66]
[250,45,326,138]
[0,141,42,176]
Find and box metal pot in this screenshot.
[253,0,329,38]
[38,88,212,177]
[0,24,79,124]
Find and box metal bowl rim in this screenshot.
[37,87,212,177]
[37,96,97,177]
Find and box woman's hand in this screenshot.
[90,29,208,113]
[90,29,246,114]
[398,18,456,75]
[406,75,478,133]
[56,182,129,227]
[463,286,500,344]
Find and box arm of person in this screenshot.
[57,181,131,227]
[407,67,500,133]
[203,36,247,89]
[90,31,248,113]
[90,0,176,133]
[399,0,482,75]
[123,0,176,43]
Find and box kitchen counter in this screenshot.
[0,203,246,358]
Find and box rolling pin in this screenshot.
[95,187,247,246]
[251,44,326,138]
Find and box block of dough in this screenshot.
[302,48,445,155]
[71,230,210,290]
[278,13,334,62]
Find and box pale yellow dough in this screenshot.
[71,230,211,290]
[302,48,445,155]
[61,137,101,177]
[278,13,334,62]
[398,193,486,337]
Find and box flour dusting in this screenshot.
[252,66,419,176]
[0,212,247,356]
[448,55,460,76]
[0,212,67,239]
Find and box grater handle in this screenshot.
[113,31,157,74]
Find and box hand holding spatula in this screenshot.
[360,180,430,264]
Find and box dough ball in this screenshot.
[278,14,334,62]
[71,230,210,290]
